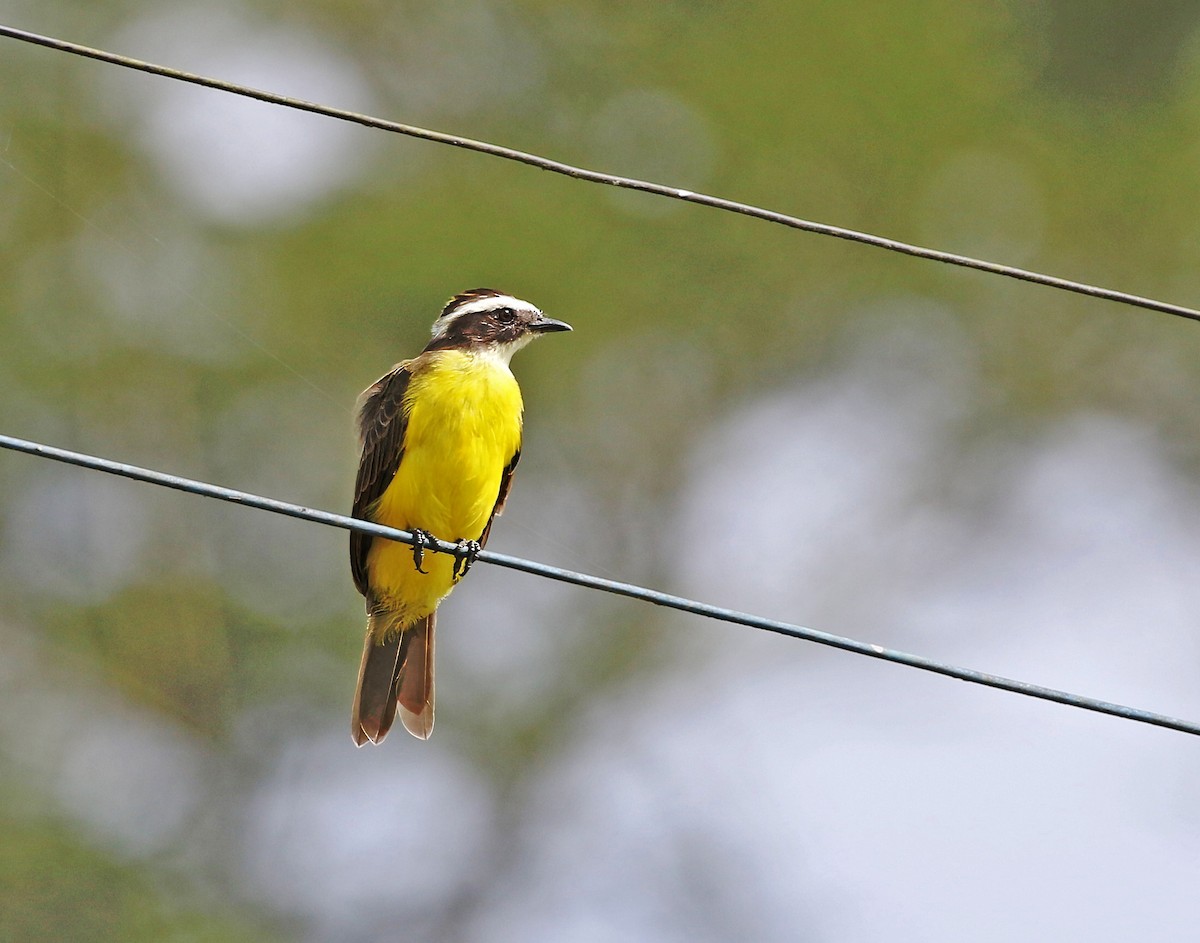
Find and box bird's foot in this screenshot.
[410,529,435,574]
[452,539,482,581]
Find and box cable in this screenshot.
[2,23,1199,325]
[2,431,1197,738]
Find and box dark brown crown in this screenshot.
[440,288,507,320]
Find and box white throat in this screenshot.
[476,335,534,367]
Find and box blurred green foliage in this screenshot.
[0,810,281,942]
[2,1,1200,939]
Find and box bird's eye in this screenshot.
[495,307,517,324]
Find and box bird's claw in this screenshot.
[453,539,482,581]
[410,529,434,574]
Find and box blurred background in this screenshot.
[3,1,1200,940]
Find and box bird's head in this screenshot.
[427,288,572,361]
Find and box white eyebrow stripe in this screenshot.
[430,294,541,337]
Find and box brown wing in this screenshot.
[350,362,414,597]
[477,448,521,549]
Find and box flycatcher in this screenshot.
[349,288,571,744]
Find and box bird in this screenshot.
[349,288,572,744]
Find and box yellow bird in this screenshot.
[349,289,571,744]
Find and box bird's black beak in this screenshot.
[530,315,573,334]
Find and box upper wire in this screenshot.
[2,22,1199,324]
[3,432,1198,739]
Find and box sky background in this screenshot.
[3,2,1200,941]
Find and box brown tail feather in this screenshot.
[350,609,436,745]
[351,608,405,745]
[396,613,435,740]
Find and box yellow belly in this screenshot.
[366,349,523,627]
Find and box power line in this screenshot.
[2,23,1199,325]
[2,431,1198,739]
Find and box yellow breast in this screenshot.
[366,348,524,624]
